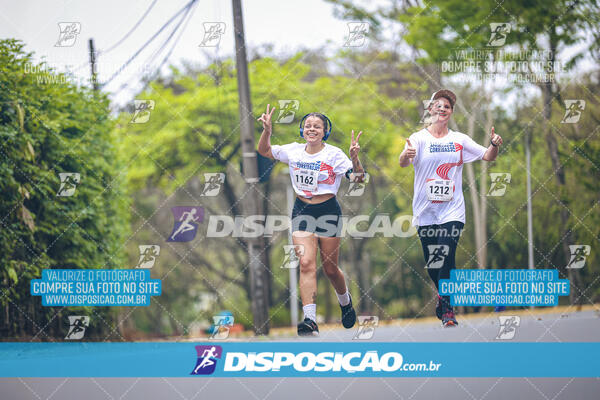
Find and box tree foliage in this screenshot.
[0,39,130,339]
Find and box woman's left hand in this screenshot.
[490,126,503,146]
[349,130,363,159]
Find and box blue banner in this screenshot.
[30,269,161,306]
[1,342,598,377]
[439,269,570,306]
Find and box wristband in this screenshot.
[345,168,367,179]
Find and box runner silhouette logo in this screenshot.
[567,245,590,269]
[200,173,225,196]
[199,23,226,47]
[488,173,511,196]
[281,245,304,269]
[55,22,81,47]
[344,22,370,47]
[130,100,155,124]
[137,245,160,268]
[65,316,89,340]
[275,100,300,124]
[191,345,222,375]
[57,173,80,197]
[496,316,520,340]
[488,23,511,47]
[167,207,204,242]
[345,173,370,196]
[353,316,379,340]
[561,100,585,124]
[209,315,234,340]
[425,245,449,269]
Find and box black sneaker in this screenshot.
[297,318,319,336]
[340,294,357,329]
[442,309,458,327]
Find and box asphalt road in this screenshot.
[268,308,600,343]
[2,308,600,400]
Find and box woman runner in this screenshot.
[257,104,366,336]
[399,89,503,327]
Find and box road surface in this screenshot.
[2,307,599,400]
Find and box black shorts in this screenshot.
[291,196,343,237]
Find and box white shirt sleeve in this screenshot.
[333,148,354,176]
[271,143,296,164]
[461,134,487,163]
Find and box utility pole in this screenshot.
[526,128,534,270]
[526,127,535,310]
[232,0,269,334]
[88,38,98,91]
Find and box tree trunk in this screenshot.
[479,104,492,266]
[464,113,485,269]
[261,179,272,308]
[541,33,581,305]
[461,89,490,313]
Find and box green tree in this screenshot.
[116,50,420,332]
[0,39,130,340]
[329,0,600,305]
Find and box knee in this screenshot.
[299,257,316,274]
[322,261,340,278]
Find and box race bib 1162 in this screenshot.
[293,168,318,191]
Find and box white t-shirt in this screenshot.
[271,142,353,198]
[405,128,487,226]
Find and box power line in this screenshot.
[103,0,198,87]
[100,0,159,56]
[68,0,159,75]
[111,0,198,96]
[143,0,195,72]
[154,0,199,73]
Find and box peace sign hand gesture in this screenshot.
[349,130,363,160]
[257,104,276,135]
[490,126,503,147]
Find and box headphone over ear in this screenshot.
[299,113,332,141]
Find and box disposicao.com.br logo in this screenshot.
[191,345,442,376]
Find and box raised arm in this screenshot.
[482,126,503,161]
[399,139,416,167]
[257,104,276,159]
[348,130,366,183]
